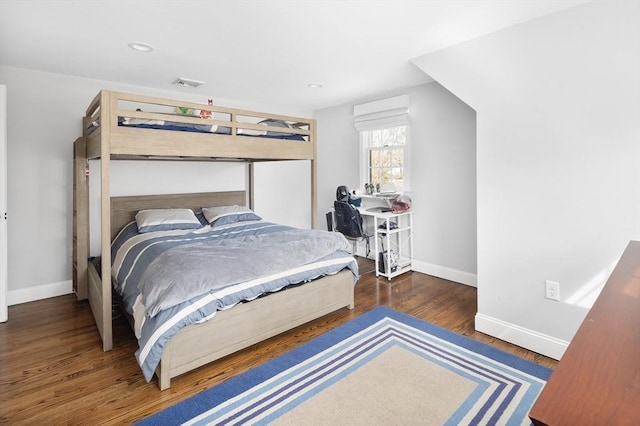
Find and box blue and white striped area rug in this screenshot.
[136,307,551,426]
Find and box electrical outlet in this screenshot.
[545,280,560,301]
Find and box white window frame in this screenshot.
[354,95,411,193]
[358,125,411,192]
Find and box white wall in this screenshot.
[0,85,7,322]
[314,82,477,284]
[412,1,640,359]
[88,160,246,255]
[253,160,311,229]
[315,102,361,228]
[0,65,312,304]
[410,83,477,280]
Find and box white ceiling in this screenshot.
[0,0,586,112]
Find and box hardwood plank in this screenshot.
[0,261,557,425]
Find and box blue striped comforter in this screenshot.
[111,220,358,382]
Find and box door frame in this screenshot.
[1,84,7,322]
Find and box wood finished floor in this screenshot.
[0,259,557,425]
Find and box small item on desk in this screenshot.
[364,182,379,195]
[349,197,362,207]
[377,221,397,236]
[351,190,361,205]
[378,221,398,230]
[391,194,412,213]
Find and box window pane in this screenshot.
[369,150,379,168]
[392,167,403,181]
[379,150,391,168]
[361,125,407,191]
[391,148,403,167]
[369,166,380,184]
[370,129,382,148]
[368,126,405,148]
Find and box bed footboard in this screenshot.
[156,269,355,390]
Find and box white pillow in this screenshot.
[135,208,202,233]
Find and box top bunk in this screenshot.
[82,90,316,162]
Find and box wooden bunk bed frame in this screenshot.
[72,90,355,390]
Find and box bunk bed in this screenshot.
[72,90,357,390]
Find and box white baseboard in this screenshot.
[8,280,73,306]
[475,313,568,360]
[412,260,477,287]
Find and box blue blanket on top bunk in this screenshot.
[118,118,306,140]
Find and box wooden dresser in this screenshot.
[529,240,640,425]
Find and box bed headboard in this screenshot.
[110,191,246,240]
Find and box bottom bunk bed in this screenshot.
[88,191,358,390]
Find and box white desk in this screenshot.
[358,208,414,280]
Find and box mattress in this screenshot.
[111,219,358,381]
[87,116,306,140]
[116,117,306,140]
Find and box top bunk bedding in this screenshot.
[116,117,306,140]
[83,90,316,161]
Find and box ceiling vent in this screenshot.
[172,78,205,88]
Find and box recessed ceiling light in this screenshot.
[128,42,155,52]
[308,83,323,89]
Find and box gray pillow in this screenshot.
[259,119,295,137]
[202,205,262,227]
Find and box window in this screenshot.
[360,125,407,191]
[354,95,410,192]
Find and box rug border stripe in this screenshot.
[135,307,551,425]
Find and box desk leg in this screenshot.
[385,219,391,281]
[373,215,380,277]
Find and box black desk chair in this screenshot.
[333,200,370,257]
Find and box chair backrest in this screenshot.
[333,201,364,239]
